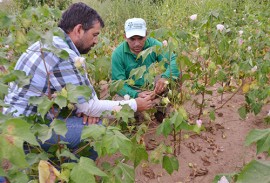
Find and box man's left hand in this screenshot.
[77,113,100,125]
[154,78,168,95]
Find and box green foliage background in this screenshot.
[0,0,269,182]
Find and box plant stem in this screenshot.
[177,130,182,155]
[221,82,224,103]
[179,60,183,104]
[173,129,176,156]
[215,80,244,111]
[198,73,207,119]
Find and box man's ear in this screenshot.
[72,24,84,37]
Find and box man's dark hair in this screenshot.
[58,2,105,33]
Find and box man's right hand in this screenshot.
[135,95,155,112]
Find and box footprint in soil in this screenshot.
[185,142,203,153]
[146,138,159,150]
[142,166,155,179]
[190,165,209,178]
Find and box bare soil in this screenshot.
[99,84,270,183]
[135,90,270,183]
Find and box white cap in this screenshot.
[124,18,147,38]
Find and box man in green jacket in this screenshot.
[111,18,179,101]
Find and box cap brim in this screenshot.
[125,29,146,38]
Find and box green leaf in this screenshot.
[170,112,184,129]
[0,13,12,29]
[66,83,92,103]
[54,95,67,109]
[81,124,106,140]
[1,70,31,87]
[256,135,270,154]
[157,118,172,137]
[0,100,10,108]
[103,129,132,156]
[50,119,67,137]
[162,156,179,175]
[210,10,219,18]
[217,70,227,82]
[70,157,106,183]
[2,118,39,146]
[0,119,38,168]
[58,150,78,161]
[245,129,270,146]
[150,144,167,163]
[110,80,125,96]
[0,137,28,168]
[0,83,8,95]
[137,46,157,63]
[238,106,247,119]
[236,160,270,183]
[115,104,134,123]
[26,152,48,165]
[251,103,262,115]
[129,65,146,80]
[32,123,52,144]
[6,170,29,183]
[134,146,148,168]
[209,110,216,121]
[29,96,54,119]
[58,50,69,60]
[113,162,134,183]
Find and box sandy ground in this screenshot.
[133,90,270,183]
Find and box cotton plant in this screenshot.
[238,30,244,36]
[196,119,202,128]
[74,56,86,69]
[189,14,197,21]
[251,65,257,73]
[217,176,230,183]
[216,24,225,32]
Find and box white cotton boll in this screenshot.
[190,14,197,21]
[124,94,130,100]
[74,56,86,68]
[162,40,168,47]
[247,46,252,51]
[251,65,257,73]
[217,176,229,183]
[216,24,225,32]
[196,119,202,128]
[239,30,244,35]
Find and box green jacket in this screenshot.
[111,37,179,98]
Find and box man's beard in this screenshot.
[78,47,91,54]
[76,41,92,54]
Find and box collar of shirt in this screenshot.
[63,30,81,57]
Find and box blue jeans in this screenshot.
[0,177,6,183]
[41,116,101,160]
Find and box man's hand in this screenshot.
[135,95,155,112]
[138,90,155,100]
[154,78,168,95]
[77,113,100,125]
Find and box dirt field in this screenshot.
[134,89,270,183]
